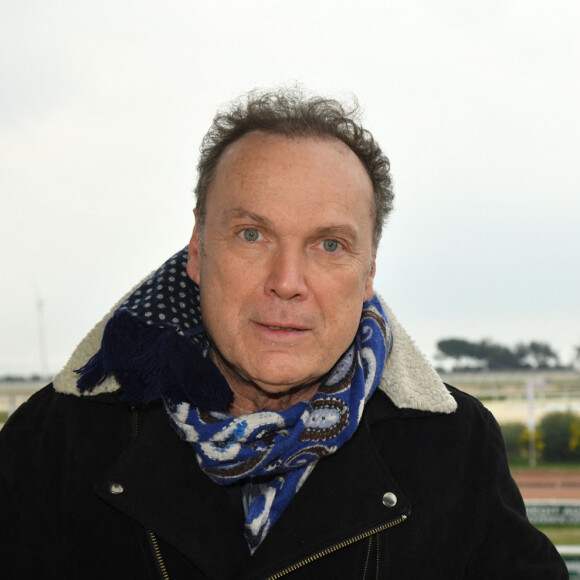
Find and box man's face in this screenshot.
[187,131,376,397]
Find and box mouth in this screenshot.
[253,321,311,338]
[263,325,307,331]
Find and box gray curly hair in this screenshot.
[194,87,394,250]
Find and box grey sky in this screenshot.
[1,0,579,375]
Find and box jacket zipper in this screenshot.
[131,408,402,579]
[265,515,408,579]
[148,529,170,580]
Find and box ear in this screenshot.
[186,223,202,284]
[363,256,376,302]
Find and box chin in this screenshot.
[219,348,326,396]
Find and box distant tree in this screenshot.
[436,338,486,370]
[437,339,478,359]
[514,343,531,367]
[437,338,524,370]
[500,422,527,460]
[437,338,566,371]
[516,341,560,369]
[519,427,545,461]
[539,412,580,462]
[480,340,522,370]
[574,343,580,368]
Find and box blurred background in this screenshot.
[1,0,580,570]
[1,0,579,377]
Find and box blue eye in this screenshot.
[322,239,340,252]
[242,229,260,242]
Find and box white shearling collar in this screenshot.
[53,281,457,415]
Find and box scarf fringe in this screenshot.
[75,311,233,411]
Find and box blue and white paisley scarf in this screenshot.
[166,297,392,552]
[76,248,392,553]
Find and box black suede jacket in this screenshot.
[0,383,567,579]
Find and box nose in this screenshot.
[265,244,309,301]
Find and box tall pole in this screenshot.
[526,378,536,468]
[36,298,49,378]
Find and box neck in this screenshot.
[227,380,320,415]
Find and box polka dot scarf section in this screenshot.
[119,247,203,339]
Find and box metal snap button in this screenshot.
[382,492,397,507]
[109,482,124,495]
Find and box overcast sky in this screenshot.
[1,0,579,376]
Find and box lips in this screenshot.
[258,322,309,331]
[252,320,311,341]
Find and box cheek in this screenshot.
[339,301,365,334]
[210,261,253,299]
[199,259,251,323]
[322,266,371,305]
[320,282,365,335]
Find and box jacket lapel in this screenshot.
[94,404,251,578]
[244,396,411,578]
[93,396,410,579]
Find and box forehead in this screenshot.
[207,131,374,216]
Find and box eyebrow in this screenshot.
[310,224,359,242]
[222,208,274,227]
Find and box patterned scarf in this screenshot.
[76,248,392,552]
[165,297,391,552]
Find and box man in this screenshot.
[0,88,567,578]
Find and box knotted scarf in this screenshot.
[76,248,392,552]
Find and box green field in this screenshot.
[510,459,580,470]
[538,525,580,545]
